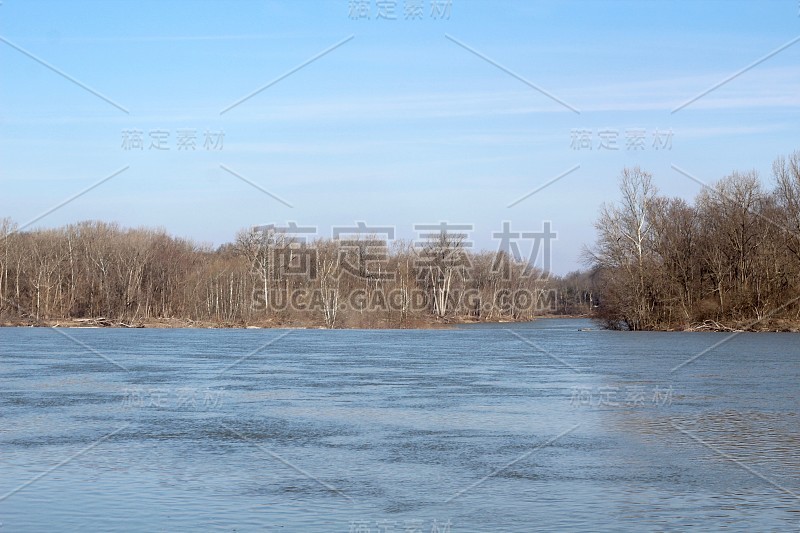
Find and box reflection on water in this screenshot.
[0,319,798,531]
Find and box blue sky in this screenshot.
[1,0,799,274]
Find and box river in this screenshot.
[1,318,798,531]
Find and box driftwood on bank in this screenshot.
[687,320,743,333]
[73,317,143,328]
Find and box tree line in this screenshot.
[586,150,800,331]
[0,219,592,328]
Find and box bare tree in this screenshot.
[587,167,657,329]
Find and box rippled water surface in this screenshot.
[1,319,799,531]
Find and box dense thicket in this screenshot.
[586,151,800,331]
[0,219,590,328]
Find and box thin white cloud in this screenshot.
[1,66,797,128]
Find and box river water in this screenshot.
[0,318,798,531]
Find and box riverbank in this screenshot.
[680,318,800,333]
[0,314,579,330]
[6,314,793,331]
[599,317,800,333]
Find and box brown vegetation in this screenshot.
[585,150,800,331]
[0,219,590,329]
